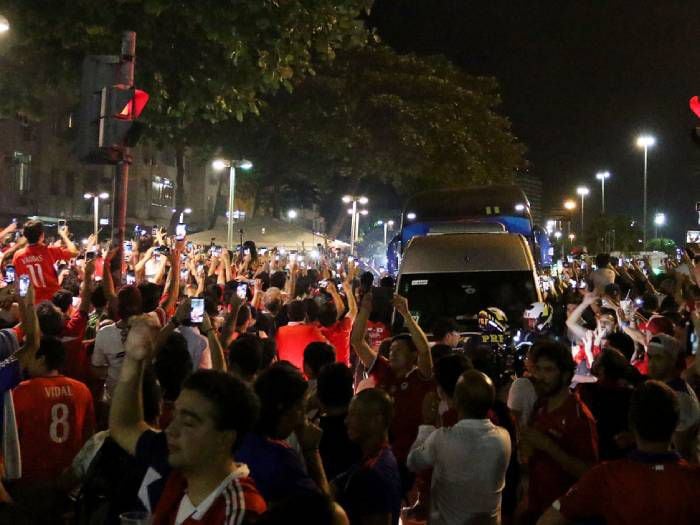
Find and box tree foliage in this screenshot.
[216,45,526,231]
[584,215,643,253]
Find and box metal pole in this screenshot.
[93,196,99,238]
[580,195,585,235]
[643,146,648,248]
[384,223,388,245]
[350,200,357,255]
[227,165,236,250]
[601,178,605,214]
[111,31,136,282]
[355,211,361,252]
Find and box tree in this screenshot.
[584,214,643,253]
[646,238,676,256]
[0,0,373,227]
[216,45,526,236]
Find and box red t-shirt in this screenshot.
[370,356,436,464]
[12,243,74,303]
[12,375,95,482]
[153,469,267,525]
[366,320,391,349]
[276,323,328,371]
[61,310,89,382]
[557,452,700,525]
[527,393,598,516]
[321,317,352,366]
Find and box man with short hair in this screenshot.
[538,381,700,525]
[228,334,263,383]
[334,388,402,525]
[408,369,511,525]
[109,316,266,523]
[351,292,435,495]
[13,335,95,483]
[12,219,79,303]
[276,300,328,371]
[646,334,700,462]
[520,341,598,524]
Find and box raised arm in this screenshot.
[566,293,596,343]
[393,294,432,378]
[109,316,156,456]
[79,260,95,314]
[58,225,79,257]
[350,291,378,369]
[161,247,181,314]
[201,312,226,372]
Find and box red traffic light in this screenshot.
[117,89,149,120]
[690,96,700,119]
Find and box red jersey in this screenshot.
[276,323,328,371]
[13,375,95,482]
[61,310,89,382]
[370,356,436,464]
[12,243,74,303]
[557,452,700,525]
[527,393,598,517]
[320,317,352,366]
[153,469,267,525]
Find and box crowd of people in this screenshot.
[0,218,699,525]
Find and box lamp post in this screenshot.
[212,158,253,250]
[378,220,395,245]
[342,195,368,255]
[563,199,576,236]
[576,186,590,235]
[172,207,192,224]
[84,192,109,238]
[636,134,655,248]
[595,171,610,214]
[654,212,666,239]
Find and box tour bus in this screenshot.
[387,184,552,274]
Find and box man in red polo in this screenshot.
[351,291,434,495]
[12,219,79,304]
[276,299,328,371]
[538,381,700,525]
[519,340,598,525]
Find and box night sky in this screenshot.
[369,0,700,242]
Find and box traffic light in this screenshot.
[690,96,700,146]
[100,86,149,150]
[77,55,149,164]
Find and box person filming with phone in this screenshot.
[12,219,79,304]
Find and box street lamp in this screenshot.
[576,186,590,235]
[84,192,109,237]
[212,158,253,249]
[287,209,298,222]
[172,207,192,224]
[342,195,368,255]
[0,15,9,33]
[636,134,655,248]
[595,171,611,214]
[654,212,666,239]
[378,219,395,245]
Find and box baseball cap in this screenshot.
[647,334,681,361]
[639,315,674,336]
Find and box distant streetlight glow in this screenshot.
[406,212,417,220]
[554,231,562,239]
[212,158,253,249]
[84,192,110,237]
[0,15,9,33]
[287,209,298,220]
[654,212,666,226]
[563,199,576,211]
[514,203,526,212]
[342,195,352,204]
[636,135,656,148]
[576,186,589,234]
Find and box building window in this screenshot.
[152,175,174,207]
[11,152,31,194]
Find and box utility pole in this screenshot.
[112,31,135,261]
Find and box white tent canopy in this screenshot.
[188,217,349,251]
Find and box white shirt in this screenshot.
[176,325,212,371]
[91,323,127,397]
[507,377,537,427]
[407,419,511,525]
